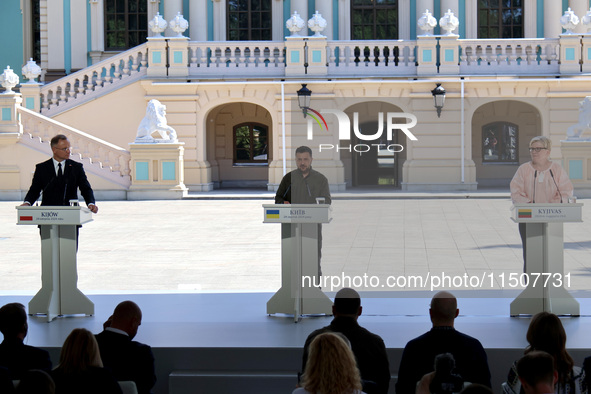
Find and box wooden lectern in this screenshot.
[16,206,95,322]
[263,204,333,322]
[510,203,583,316]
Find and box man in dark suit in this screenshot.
[301,288,390,394]
[395,291,491,393]
[96,301,156,394]
[21,134,98,212]
[0,303,52,380]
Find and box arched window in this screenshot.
[482,122,518,163]
[351,0,398,40]
[104,0,148,50]
[227,0,272,41]
[233,123,268,165]
[478,0,523,38]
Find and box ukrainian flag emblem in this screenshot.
[518,209,532,219]
[266,209,280,219]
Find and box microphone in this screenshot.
[532,170,537,203]
[40,175,57,205]
[282,184,291,202]
[62,183,68,206]
[305,180,311,197]
[549,169,562,203]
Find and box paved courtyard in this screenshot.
[1,195,590,295]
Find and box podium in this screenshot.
[263,204,333,322]
[510,203,583,316]
[16,206,95,322]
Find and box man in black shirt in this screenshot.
[301,288,390,394]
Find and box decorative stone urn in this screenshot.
[0,66,19,93]
[149,12,167,36]
[308,11,327,37]
[21,59,42,83]
[417,9,437,36]
[561,7,580,34]
[169,12,189,37]
[439,9,459,36]
[286,11,305,37]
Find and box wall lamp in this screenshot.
[297,84,312,117]
[431,83,446,118]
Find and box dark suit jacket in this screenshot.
[95,330,156,394]
[0,338,52,380]
[24,158,95,206]
[302,316,390,394]
[395,326,491,393]
[51,366,122,394]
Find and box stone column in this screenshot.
[416,0,434,37]
[545,0,563,38]
[190,0,207,41]
[19,83,42,113]
[89,0,104,64]
[441,0,459,35]
[559,34,582,73]
[570,0,588,34]
[306,36,328,76]
[164,0,183,36]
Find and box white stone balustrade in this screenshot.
[39,43,148,116]
[326,41,417,76]
[17,106,131,187]
[459,38,559,74]
[188,41,285,77]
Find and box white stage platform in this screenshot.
[1,291,591,394]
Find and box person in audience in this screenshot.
[95,300,156,394]
[460,384,494,393]
[0,366,16,394]
[502,312,585,394]
[51,328,122,394]
[515,351,558,394]
[396,291,491,393]
[295,332,365,394]
[16,369,55,394]
[0,303,52,379]
[301,288,390,394]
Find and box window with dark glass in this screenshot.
[478,0,523,38]
[104,0,148,50]
[351,0,398,40]
[32,0,41,62]
[482,122,518,163]
[234,123,268,165]
[227,0,272,41]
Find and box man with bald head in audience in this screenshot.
[95,301,156,394]
[395,291,491,393]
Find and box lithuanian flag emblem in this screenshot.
[518,209,532,219]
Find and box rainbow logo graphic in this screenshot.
[305,108,329,132]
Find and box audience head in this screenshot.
[516,351,557,393]
[332,288,362,318]
[526,312,573,385]
[109,300,142,339]
[57,328,103,374]
[459,384,494,394]
[301,332,362,394]
[0,303,28,340]
[429,291,459,326]
[16,369,55,394]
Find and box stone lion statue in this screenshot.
[135,99,178,143]
[566,97,591,141]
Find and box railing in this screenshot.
[327,40,417,76]
[188,41,285,77]
[40,43,148,116]
[18,106,131,187]
[458,38,560,74]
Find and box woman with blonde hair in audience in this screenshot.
[51,328,122,394]
[502,312,586,394]
[294,332,365,394]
